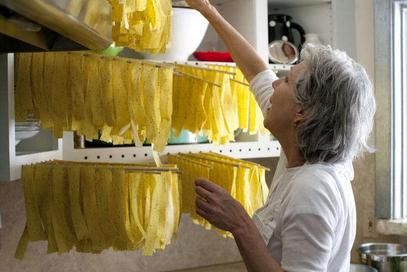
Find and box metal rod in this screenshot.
[46,160,180,173]
[168,154,213,168]
[74,52,173,68]
[174,70,221,88]
[175,63,236,75]
[230,78,249,87]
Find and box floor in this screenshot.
[166,261,247,272]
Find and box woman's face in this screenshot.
[264,63,307,136]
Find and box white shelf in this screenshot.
[211,0,331,8]
[269,64,293,71]
[176,60,236,67]
[169,60,294,74]
[177,61,294,74]
[63,132,281,163]
[268,0,331,8]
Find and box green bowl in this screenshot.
[93,45,124,57]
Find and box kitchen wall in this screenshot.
[0,0,404,271]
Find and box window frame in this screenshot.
[375,0,407,219]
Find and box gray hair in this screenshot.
[294,45,376,163]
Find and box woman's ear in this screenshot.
[294,106,307,127]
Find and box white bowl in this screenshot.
[15,121,41,145]
[15,130,40,145]
[143,7,209,61]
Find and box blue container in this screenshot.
[167,129,208,144]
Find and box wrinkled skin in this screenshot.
[195,178,248,233]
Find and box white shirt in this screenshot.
[249,70,356,272]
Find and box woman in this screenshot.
[186,1,376,272]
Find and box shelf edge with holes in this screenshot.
[63,132,281,163]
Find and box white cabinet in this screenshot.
[0,0,356,181]
[268,0,356,57]
[0,54,62,182]
[198,0,356,62]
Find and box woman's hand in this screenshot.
[195,178,249,234]
[185,0,212,13]
[196,179,284,272]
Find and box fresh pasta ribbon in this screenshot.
[108,0,172,53]
[15,54,34,122]
[15,52,175,151]
[15,52,269,150]
[15,161,181,259]
[172,64,269,144]
[168,152,269,238]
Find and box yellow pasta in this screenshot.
[21,165,45,241]
[154,67,174,151]
[111,168,131,250]
[98,58,115,127]
[68,166,89,241]
[51,52,70,137]
[128,172,146,248]
[142,65,160,145]
[109,0,172,53]
[81,166,104,251]
[169,152,268,238]
[51,165,76,253]
[68,53,85,131]
[15,53,34,121]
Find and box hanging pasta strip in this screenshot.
[22,165,45,241]
[109,0,172,53]
[16,161,182,258]
[128,172,146,248]
[98,57,115,127]
[51,165,76,253]
[67,165,88,241]
[68,53,85,131]
[170,152,270,237]
[15,53,34,121]
[234,69,251,132]
[154,66,174,151]
[142,65,161,146]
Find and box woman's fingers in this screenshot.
[195,184,215,203]
[196,207,210,220]
[194,178,245,232]
[195,195,212,212]
[196,194,217,225]
[195,178,223,193]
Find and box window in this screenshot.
[392,0,407,218]
[376,0,407,219]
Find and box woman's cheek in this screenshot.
[263,110,273,131]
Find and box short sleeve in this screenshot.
[281,214,334,272]
[249,69,278,117]
[279,171,339,271]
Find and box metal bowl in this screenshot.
[350,264,377,272]
[358,243,407,272]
